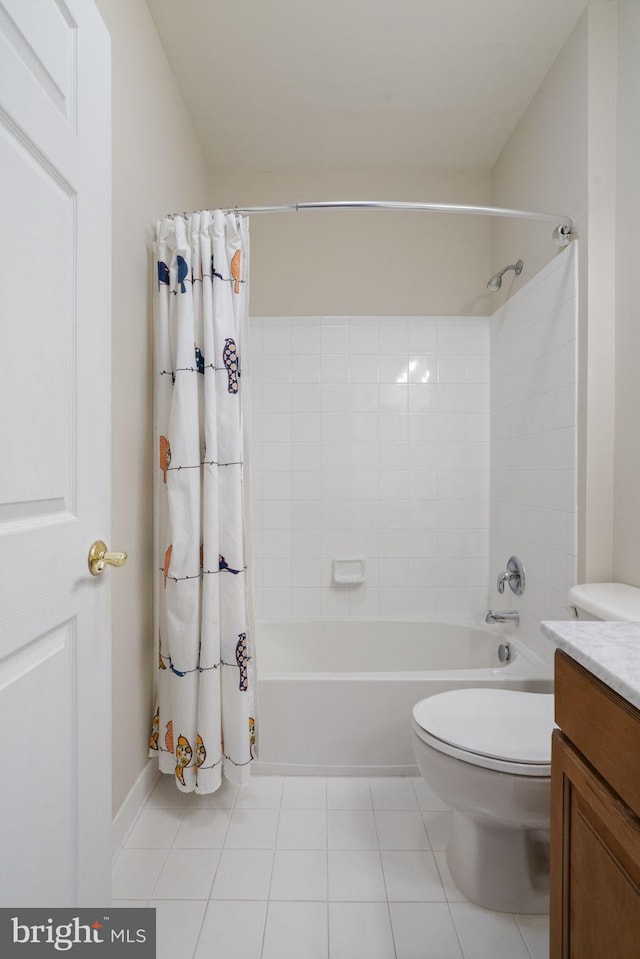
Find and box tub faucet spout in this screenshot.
[486,609,520,626]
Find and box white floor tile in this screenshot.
[224,807,279,848]
[235,776,283,809]
[270,850,328,900]
[328,850,387,901]
[411,777,449,811]
[450,902,531,959]
[375,811,430,850]
[110,774,547,959]
[328,810,378,849]
[327,777,373,810]
[191,778,238,808]
[433,851,468,902]
[172,807,231,848]
[194,900,267,959]
[262,901,328,959]
[149,899,207,959]
[421,810,452,851]
[146,775,194,808]
[329,902,396,959]
[370,777,419,811]
[210,848,274,899]
[123,807,185,849]
[276,808,327,849]
[112,848,168,900]
[150,848,220,900]
[515,914,550,959]
[390,902,464,959]
[281,776,327,809]
[381,851,447,902]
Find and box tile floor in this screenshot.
[112,775,549,959]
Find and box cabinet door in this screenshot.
[550,731,640,959]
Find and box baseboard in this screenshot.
[252,760,419,777]
[112,759,160,861]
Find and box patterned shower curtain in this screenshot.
[149,210,256,792]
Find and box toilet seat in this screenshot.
[412,688,555,777]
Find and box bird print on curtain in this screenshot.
[150,210,256,794]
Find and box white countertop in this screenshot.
[542,620,640,712]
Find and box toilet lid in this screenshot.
[413,689,555,767]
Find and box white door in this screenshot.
[0,0,112,905]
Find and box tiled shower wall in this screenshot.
[248,315,490,620]
[489,245,578,660]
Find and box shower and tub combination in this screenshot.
[155,198,578,913]
[247,210,577,912]
[255,555,541,772]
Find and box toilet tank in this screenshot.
[569,583,640,622]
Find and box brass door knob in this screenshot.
[88,540,128,576]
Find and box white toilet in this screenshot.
[412,687,554,913]
[412,582,640,914]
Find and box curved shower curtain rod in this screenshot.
[167,200,576,246]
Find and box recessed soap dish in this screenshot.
[332,558,366,586]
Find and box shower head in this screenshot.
[487,259,523,292]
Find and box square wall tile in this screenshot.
[350,319,380,354]
[292,324,322,355]
[322,322,349,354]
[408,317,437,353]
[380,317,408,353]
[250,313,492,618]
[350,354,379,382]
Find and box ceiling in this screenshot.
[147,0,589,173]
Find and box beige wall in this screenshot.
[613,1,640,586]
[209,170,493,317]
[490,13,588,298]
[491,3,617,587]
[95,0,211,817]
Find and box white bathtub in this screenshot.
[253,618,553,775]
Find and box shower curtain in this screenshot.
[149,210,256,792]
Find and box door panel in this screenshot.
[0,0,76,124]
[0,621,75,905]
[0,0,111,906]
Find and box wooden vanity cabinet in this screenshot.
[550,650,640,958]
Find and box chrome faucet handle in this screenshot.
[496,556,526,596]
